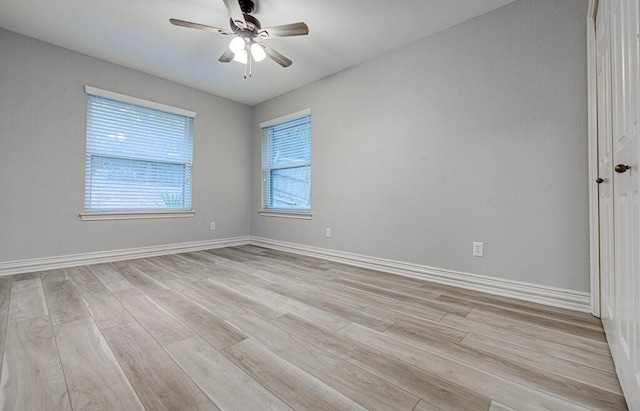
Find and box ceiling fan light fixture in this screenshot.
[170,0,309,75]
[229,36,245,54]
[250,43,266,62]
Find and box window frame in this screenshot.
[259,108,312,219]
[80,86,196,221]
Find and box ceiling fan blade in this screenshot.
[262,44,292,67]
[219,49,235,63]
[170,18,232,35]
[258,22,309,39]
[222,0,246,29]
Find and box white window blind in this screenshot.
[261,110,312,211]
[84,89,194,213]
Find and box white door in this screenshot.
[597,0,615,327]
[597,0,640,408]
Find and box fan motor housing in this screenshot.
[230,13,261,33]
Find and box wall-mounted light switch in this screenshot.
[210,222,216,230]
[326,228,331,238]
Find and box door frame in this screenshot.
[587,0,601,317]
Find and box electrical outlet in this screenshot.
[473,242,484,257]
[210,222,216,231]
[326,227,331,238]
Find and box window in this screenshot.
[82,86,195,219]
[261,109,312,216]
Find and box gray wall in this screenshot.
[251,0,590,291]
[0,0,590,293]
[0,28,252,261]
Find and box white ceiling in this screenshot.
[0,0,517,106]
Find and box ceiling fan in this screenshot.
[170,0,309,77]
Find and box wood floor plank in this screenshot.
[467,305,605,341]
[0,277,12,379]
[386,317,468,343]
[245,254,330,277]
[317,279,448,322]
[8,274,48,322]
[127,257,196,283]
[54,318,144,410]
[339,323,590,411]
[207,247,256,263]
[167,257,275,289]
[227,313,420,411]
[43,279,91,325]
[235,284,352,331]
[413,400,446,411]
[196,278,286,320]
[465,309,610,355]
[113,287,193,346]
[146,255,223,283]
[101,319,218,410]
[160,253,204,270]
[461,331,623,394]
[332,277,445,308]
[324,267,428,294]
[269,313,337,346]
[89,263,135,293]
[384,317,626,409]
[169,252,276,287]
[271,313,492,411]
[327,265,426,287]
[65,266,134,330]
[234,244,270,256]
[110,260,170,292]
[40,269,68,283]
[165,335,292,411]
[148,289,246,349]
[168,279,248,320]
[440,313,617,374]
[307,280,448,327]
[208,265,277,288]
[265,282,394,331]
[203,248,334,285]
[331,276,475,317]
[0,317,71,410]
[11,272,40,282]
[254,248,343,273]
[190,251,290,284]
[222,338,368,411]
[488,401,517,411]
[245,247,333,271]
[436,293,604,333]
[238,254,333,282]
[424,281,602,327]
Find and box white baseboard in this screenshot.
[250,236,592,313]
[0,235,592,313]
[0,236,251,277]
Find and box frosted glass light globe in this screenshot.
[250,43,267,62]
[229,37,245,54]
[233,49,248,64]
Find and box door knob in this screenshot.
[615,164,631,173]
[596,178,604,184]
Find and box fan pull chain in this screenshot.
[243,53,248,79]
[248,48,253,78]
[242,44,252,79]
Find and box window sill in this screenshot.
[258,210,312,220]
[79,211,195,221]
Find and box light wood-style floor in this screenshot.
[0,245,626,410]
